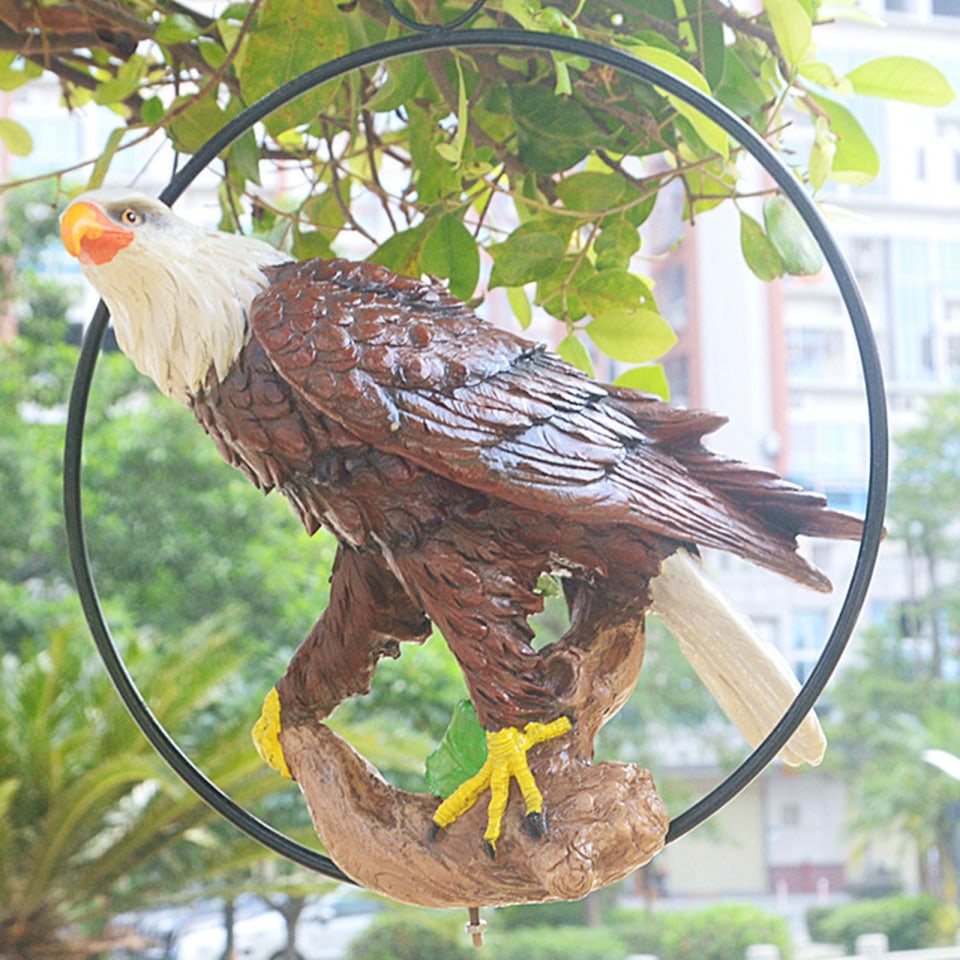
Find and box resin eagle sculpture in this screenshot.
[61,189,861,856]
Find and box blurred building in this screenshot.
[648,0,960,898]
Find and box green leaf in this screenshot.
[763,195,823,276]
[535,256,593,322]
[88,127,126,188]
[434,55,469,169]
[714,48,770,122]
[581,270,655,313]
[739,210,784,281]
[556,333,596,377]
[302,188,347,237]
[168,93,228,153]
[808,92,880,185]
[798,60,852,95]
[227,128,262,187]
[369,223,429,277]
[629,45,729,157]
[506,286,533,330]
[0,118,32,157]
[425,700,487,799]
[154,13,204,44]
[846,56,955,107]
[93,55,147,106]
[556,171,626,212]
[293,229,335,260]
[239,0,349,136]
[764,0,812,70]
[367,56,425,113]
[582,272,677,363]
[198,38,228,69]
[614,364,671,400]
[0,54,42,92]
[421,213,480,301]
[586,310,677,364]
[595,219,641,272]
[809,115,837,192]
[509,84,600,174]
[489,225,567,288]
[141,96,164,125]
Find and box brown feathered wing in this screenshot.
[251,258,861,590]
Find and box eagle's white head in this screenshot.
[60,188,292,402]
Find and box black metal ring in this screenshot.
[382,0,488,32]
[64,27,888,878]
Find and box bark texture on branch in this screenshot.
[279,590,670,908]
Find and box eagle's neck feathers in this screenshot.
[88,228,291,403]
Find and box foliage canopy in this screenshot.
[1,0,953,384]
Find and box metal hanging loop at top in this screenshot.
[382,0,488,32]
[64,26,889,880]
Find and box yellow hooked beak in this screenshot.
[60,201,134,265]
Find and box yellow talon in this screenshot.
[432,716,571,853]
[252,688,291,778]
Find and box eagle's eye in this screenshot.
[120,208,143,226]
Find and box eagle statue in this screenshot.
[61,189,862,863]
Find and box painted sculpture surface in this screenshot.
[61,190,861,905]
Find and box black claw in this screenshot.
[484,840,497,860]
[524,810,547,839]
[429,821,442,842]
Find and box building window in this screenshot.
[787,328,845,381]
[933,0,960,15]
[891,238,936,383]
[790,421,867,492]
[792,609,828,682]
[781,803,801,828]
[946,334,960,384]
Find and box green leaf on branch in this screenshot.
[93,55,147,106]
[536,256,593,323]
[763,195,823,276]
[509,84,601,174]
[739,210,784,281]
[489,224,568,288]
[808,92,880,185]
[292,229,335,260]
[239,0,349,136]
[557,333,596,377]
[556,171,627,212]
[88,127,126,188]
[809,115,837,191]
[425,700,487,799]
[714,48,770,123]
[141,96,164,125]
[506,286,533,330]
[626,45,728,158]
[798,60,852,95]
[434,55,469,168]
[369,222,429,277]
[0,54,42,93]
[582,272,677,363]
[614,364,671,400]
[155,13,204,44]
[421,213,480,300]
[168,94,229,153]
[0,119,32,157]
[764,0,813,70]
[595,219,641,272]
[846,56,955,107]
